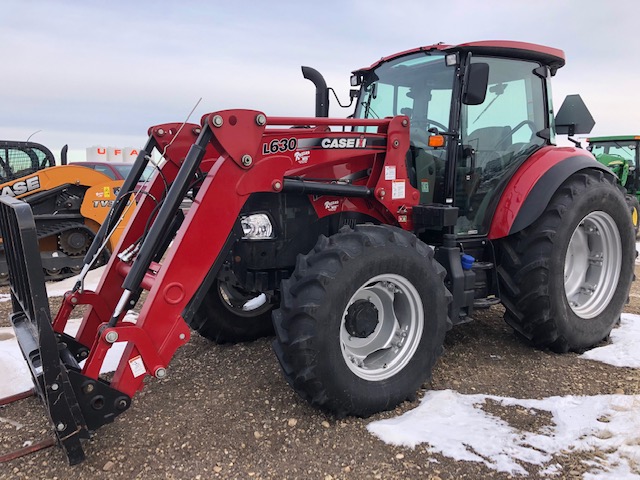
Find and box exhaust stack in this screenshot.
[301,66,329,117]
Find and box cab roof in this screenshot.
[587,135,640,142]
[355,40,565,75]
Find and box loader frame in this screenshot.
[1,111,410,462]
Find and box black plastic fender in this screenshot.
[508,155,614,236]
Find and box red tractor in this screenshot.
[1,40,634,464]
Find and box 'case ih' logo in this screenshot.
[1,176,41,196]
[321,137,367,149]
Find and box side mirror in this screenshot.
[555,94,595,135]
[463,63,489,105]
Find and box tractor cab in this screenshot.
[0,140,58,182]
[587,135,640,193]
[352,43,572,237]
[587,135,640,233]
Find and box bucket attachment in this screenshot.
[0,196,130,465]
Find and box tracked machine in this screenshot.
[0,140,136,283]
[0,41,634,464]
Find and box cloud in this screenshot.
[2,0,640,150]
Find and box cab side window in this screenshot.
[456,57,546,235]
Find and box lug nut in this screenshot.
[56,423,66,431]
[83,383,95,394]
[50,383,59,391]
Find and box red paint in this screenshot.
[355,40,565,73]
[488,146,584,239]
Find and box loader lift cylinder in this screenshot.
[82,137,158,274]
[109,127,213,325]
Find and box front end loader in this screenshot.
[0,41,634,464]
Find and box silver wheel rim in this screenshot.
[340,273,423,381]
[564,211,622,319]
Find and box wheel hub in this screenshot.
[344,300,379,338]
[564,211,622,319]
[340,273,424,382]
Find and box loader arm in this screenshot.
[81,110,413,395]
[2,109,411,463]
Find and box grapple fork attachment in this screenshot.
[0,197,131,465]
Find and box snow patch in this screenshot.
[581,314,640,367]
[367,314,640,478]
[45,266,107,297]
[368,391,640,478]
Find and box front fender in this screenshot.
[488,147,614,239]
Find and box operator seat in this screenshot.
[466,126,511,172]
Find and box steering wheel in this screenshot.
[496,120,538,150]
[412,118,448,132]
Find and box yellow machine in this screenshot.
[0,140,135,282]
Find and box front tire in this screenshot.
[272,225,451,417]
[497,170,634,352]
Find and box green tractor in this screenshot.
[587,135,640,235]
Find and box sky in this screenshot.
[1,262,639,477]
[2,0,640,162]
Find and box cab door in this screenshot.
[455,56,548,235]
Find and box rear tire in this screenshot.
[188,280,274,344]
[497,170,634,352]
[272,224,451,417]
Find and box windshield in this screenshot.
[589,141,636,163]
[354,52,455,132]
[114,164,155,182]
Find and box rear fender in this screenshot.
[488,146,614,239]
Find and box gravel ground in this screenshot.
[1,267,640,479]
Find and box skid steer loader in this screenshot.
[0,140,137,283]
[0,40,634,464]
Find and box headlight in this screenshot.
[240,213,274,239]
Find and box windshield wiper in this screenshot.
[473,83,508,125]
[613,142,634,158]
